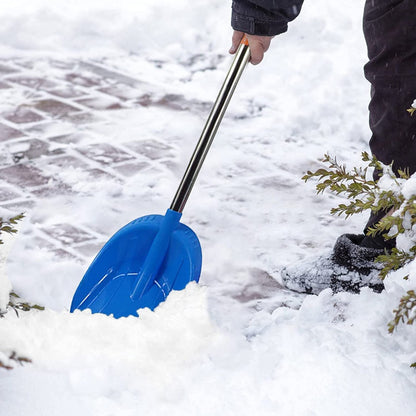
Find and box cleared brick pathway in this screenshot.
[0,58,208,261]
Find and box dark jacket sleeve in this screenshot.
[231,0,304,36]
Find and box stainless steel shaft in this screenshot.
[170,41,251,213]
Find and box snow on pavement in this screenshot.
[0,1,415,415]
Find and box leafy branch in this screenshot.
[408,100,416,116]
[0,213,24,245]
[0,212,42,371]
[4,292,45,317]
[304,151,416,364]
[0,351,32,371]
[389,290,416,333]
[302,152,406,218]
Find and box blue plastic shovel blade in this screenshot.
[70,209,202,318]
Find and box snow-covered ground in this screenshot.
[0,1,415,415]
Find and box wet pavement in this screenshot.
[0,57,204,262]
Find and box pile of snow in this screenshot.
[1,282,415,415]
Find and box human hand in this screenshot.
[229,31,273,65]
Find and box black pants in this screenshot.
[362,0,416,245]
[363,0,416,176]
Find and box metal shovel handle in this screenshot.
[170,38,251,213]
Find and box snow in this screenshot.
[1,0,416,415]
[402,173,416,199]
[1,285,416,416]
[0,233,13,312]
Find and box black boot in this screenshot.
[281,234,385,295]
[330,234,385,294]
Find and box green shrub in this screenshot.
[0,213,42,370]
[0,213,24,245]
[303,151,415,365]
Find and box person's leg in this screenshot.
[281,0,416,294]
[361,0,416,248]
[363,0,416,176]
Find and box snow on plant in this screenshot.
[407,99,416,116]
[0,212,42,370]
[303,152,416,365]
[0,213,24,246]
[0,212,43,316]
[0,213,24,311]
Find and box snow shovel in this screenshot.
[70,38,251,318]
